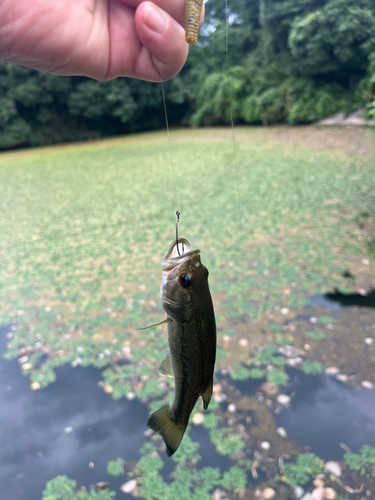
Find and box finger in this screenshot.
[133,2,189,82]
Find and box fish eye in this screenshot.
[180,273,194,288]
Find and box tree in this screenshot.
[289,0,375,82]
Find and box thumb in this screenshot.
[134,2,189,82]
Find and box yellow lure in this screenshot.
[185,0,204,45]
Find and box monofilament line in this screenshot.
[225,0,248,328]
[160,72,179,211]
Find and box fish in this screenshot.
[185,0,204,45]
[144,237,216,457]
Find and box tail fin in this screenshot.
[147,405,187,457]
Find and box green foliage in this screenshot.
[202,413,220,430]
[210,428,245,455]
[266,368,289,386]
[344,445,375,477]
[256,344,285,365]
[366,99,375,126]
[231,344,289,382]
[305,330,325,341]
[130,438,222,500]
[301,360,324,375]
[0,63,188,150]
[280,463,310,488]
[296,453,325,475]
[280,453,325,488]
[223,328,237,337]
[248,368,265,379]
[287,83,347,124]
[42,476,76,500]
[106,457,126,476]
[318,316,334,324]
[231,363,254,381]
[288,0,375,75]
[221,466,248,492]
[42,476,115,500]
[276,334,293,344]
[270,324,282,332]
[192,61,350,126]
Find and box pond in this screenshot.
[0,325,231,500]
[276,370,375,461]
[1,127,375,499]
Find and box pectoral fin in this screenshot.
[136,318,172,331]
[159,353,174,377]
[201,380,213,410]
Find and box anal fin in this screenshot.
[159,353,174,377]
[201,380,213,410]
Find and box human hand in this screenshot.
[0,0,198,82]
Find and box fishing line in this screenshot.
[224,0,248,329]
[159,72,182,253]
[160,73,179,209]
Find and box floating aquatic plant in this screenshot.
[210,427,245,456]
[344,445,375,477]
[305,330,325,341]
[221,465,248,492]
[266,368,289,386]
[42,475,115,500]
[301,360,323,376]
[278,453,325,488]
[256,344,286,366]
[106,457,126,476]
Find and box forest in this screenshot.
[1,0,375,150]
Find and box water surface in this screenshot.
[0,326,230,499]
[276,370,375,460]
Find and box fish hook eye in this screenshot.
[180,273,194,289]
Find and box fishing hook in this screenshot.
[176,210,181,256]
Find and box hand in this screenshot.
[0,0,195,82]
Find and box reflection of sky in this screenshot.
[276,371,375,460]
[0,326,147,499]
[309,295,343,311]
[0,326,231,499]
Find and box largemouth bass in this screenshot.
[146,238,216,457]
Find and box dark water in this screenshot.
[276,370,375,461]
[0,326,229,499]
[309,291,375,311]
[324,290,375,309]
[0,326,147,499]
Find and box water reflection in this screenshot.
[276,370,375,460]
[325,290,375,309]
[309,295,343,311]
[0,326,231,499]
[308,291,375,311]
[0,325,147,499]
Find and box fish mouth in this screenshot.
[162,238,200,270]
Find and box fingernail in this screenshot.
[144,5,167,33]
